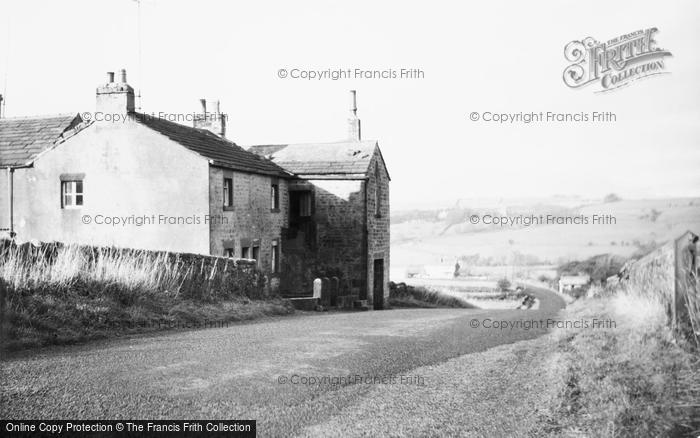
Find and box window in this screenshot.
[223,177,233,207]
[374,166,382,217]
[271,182,280,211]
[224,248,235,258]
[61,180,83,208]
[252,246,260,264]
[271,240,279,273]
[241,238,260,263]
[299,192,312,217]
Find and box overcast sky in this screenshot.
[1,0,698,210]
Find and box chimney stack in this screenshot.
[96,68,135,114]
[348,90,361,141]
[194,98,226,138]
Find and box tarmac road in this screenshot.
[0,287,565,437]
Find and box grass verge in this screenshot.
[389,281,475,309]
[535,290,700,437]
[0,242,294,352]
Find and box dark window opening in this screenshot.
[375,166,382,217]
[223,177,233,207]
[271,240,280,273]
[288,191,315,248]
[298,192,311,217]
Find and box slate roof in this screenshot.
[0,114,82,167]
[134,114,290,177]
[248,140,383,178]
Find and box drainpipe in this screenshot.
[5,164,31,240]
[6,167,14,239]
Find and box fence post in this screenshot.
[312,278,322,299]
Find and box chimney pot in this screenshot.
[347,90,361,141]
[96,71,135,114]
[350,90,357,114]
[194,98,226,137]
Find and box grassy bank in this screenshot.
[389,282,474,309]
[536,290,700,437]
[0,243,294,352]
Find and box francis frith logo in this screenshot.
[563,28,672,92]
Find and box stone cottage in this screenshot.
[249,91,391,309]
[0,71,390,307]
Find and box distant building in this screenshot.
[558,274,591,295]
[0,71,390,308]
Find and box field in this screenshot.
[393,273,533,310]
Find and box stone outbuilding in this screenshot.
[249,91,390,308]
[558,274,591,295]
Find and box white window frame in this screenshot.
[61,180,84,209]
[271,183,280,210]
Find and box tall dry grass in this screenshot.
[388,281,474,308]
[0,242,291,350]
[1,243,265,301]
[538,287,700,437]
[3,244,173,293]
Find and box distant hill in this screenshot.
[391,197,700,268]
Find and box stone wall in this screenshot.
[312,179,367,295]
[624,230,698,333]
[625,241,676,323]
[208,167,288,275]
[365,152,391,308]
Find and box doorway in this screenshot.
[373,258,384,310]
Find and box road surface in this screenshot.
[1,288,565,437]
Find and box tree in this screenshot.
[497,278,511,291]
[603,193,622,203]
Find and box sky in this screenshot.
[0,0,698,210]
